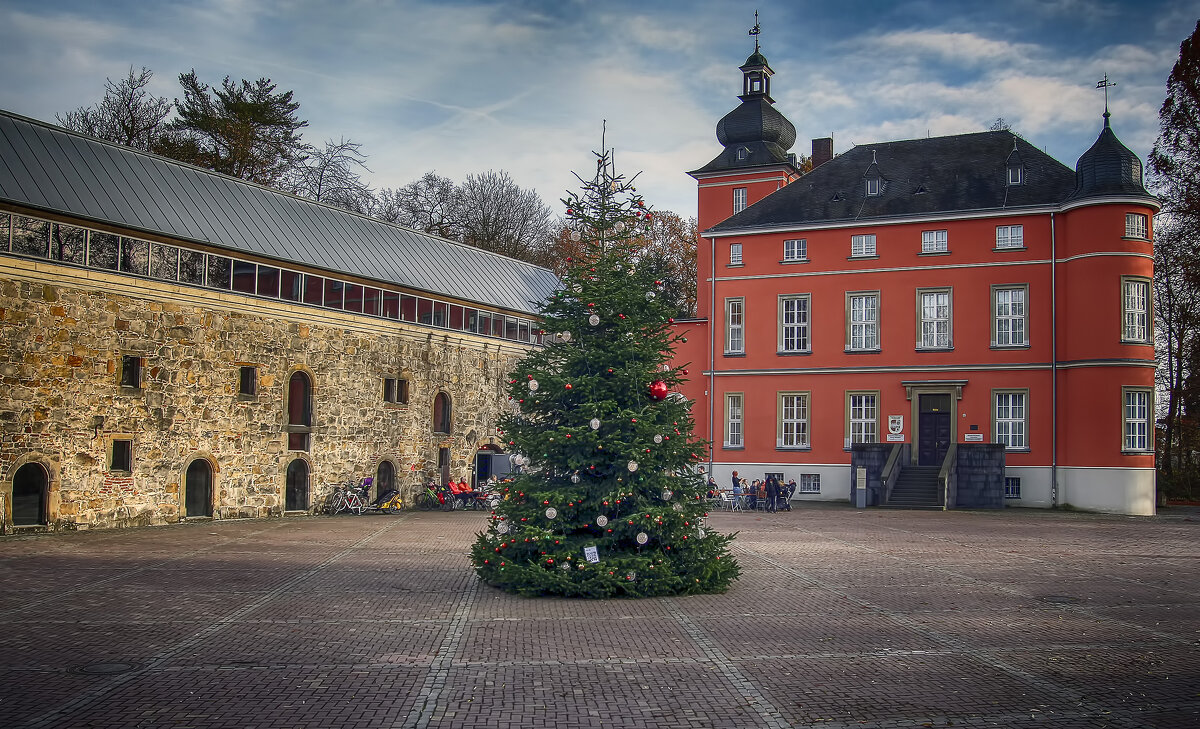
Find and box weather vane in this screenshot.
[1096,73,1116,115]
[749,10,761,53]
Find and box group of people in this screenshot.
[707,471,795,512]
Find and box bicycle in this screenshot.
[415,482,452,511]
[324,479,369,515]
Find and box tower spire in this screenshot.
[749,10,761,53]
[1096,73,1116,127]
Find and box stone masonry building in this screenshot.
[0,109,559,532]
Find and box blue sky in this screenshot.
[1,0,1196,219]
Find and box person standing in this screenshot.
[732,472,743,509]
[765,475,779,513]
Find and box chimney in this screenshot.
[811,137,833,169]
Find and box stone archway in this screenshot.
[183,459,214,518]
[285,459,310,512]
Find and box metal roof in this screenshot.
[0,109,560,315]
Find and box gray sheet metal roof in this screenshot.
[0,109,560,315]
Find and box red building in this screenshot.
[673,47,1159,515]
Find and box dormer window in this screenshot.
[736,147,748,161]
[1007,165,1024,185]
[865,177,881,197]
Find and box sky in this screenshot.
[1,0,1197,220]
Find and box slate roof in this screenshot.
[0,109,560,315]
[1066,114,1154,202]
[709,130,1078,233]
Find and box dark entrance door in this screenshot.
[12,463,47,526]
[184,459,213,517]
[438,447,450,486]
[285,460,309,511]
[917,393,953,466]
[375,460,395,501]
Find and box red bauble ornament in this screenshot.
[648,380,668,400]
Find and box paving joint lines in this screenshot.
[20,515,410,729]
[738,536,1153,729]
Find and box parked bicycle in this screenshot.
[415,481,453,511]
[323,479,370,515]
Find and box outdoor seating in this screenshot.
[719,492,742,511]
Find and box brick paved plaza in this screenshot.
[1,506,1197,728]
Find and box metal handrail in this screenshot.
[939,443,958,510]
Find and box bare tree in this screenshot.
[457,170,554,263]
[635,210,698,318]
[56,66,172,152]
[376,172,461,239]
[289,137,374,213]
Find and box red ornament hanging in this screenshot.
[648,380,668,400]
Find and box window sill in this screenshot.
[847,255,879,261]
[776,446,811,452]
[723,352,746,357]
[1120,339,1153,346]
[118,385,143,394]
[993,246,1027,252]
[915,346,954,353]
[383,401,409,408]
[722,445,744,451]
[918,250,950,256]
[1001,447,1031,454]
[844,348,881,354]
[1121,236,1150,242]
[726,263,744,268]
[1121,449,1153,456]
[779,259,809,265]
[990,343,1030,350]
[776,350,811,356]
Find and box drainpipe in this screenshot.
[1050,213,1058,507]
[708,234,716,478]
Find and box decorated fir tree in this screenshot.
[470,144,739,598]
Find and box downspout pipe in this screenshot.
[1050,212,1058,508]
[708,234,716,478]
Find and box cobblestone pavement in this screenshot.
[1,505,1198,728]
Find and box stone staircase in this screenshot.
[883,465,943,509]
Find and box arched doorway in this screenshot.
[183,459,214,518]
[376,460,396,500]
[12,463,48,526]
[285,459,309,511]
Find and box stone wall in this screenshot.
[0,258,533,531]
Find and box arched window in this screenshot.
[287,371,312,451]
[376,460,395,500]
[184,459,213,518]
[433,392,452,434]
[12,463,48,526]
[285,459,309,511]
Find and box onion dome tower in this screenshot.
[1066,109,1155,203]
[692,22,798,175]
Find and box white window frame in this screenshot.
[992,284,1028,347]
[725,297,745,354]
[846,292,879,351]
[993,389,1029,451]
[1008,166,1023,185]
[783,238,807,262]
[733,187,747,214]
[777,391,810,449]
[729,242,743,266]
[921,229,948,253]
[996,224,1024,249]
[850,234,876,258]
[1125,213,1148,239]
[1121,277,1150,343]
[865,177,881,196]
[1122,387,1152,452]
[725,392,744,448]
[847,392,879,446]
[778,294,811,353]
[799,474,821,494]
[916,288,952,349]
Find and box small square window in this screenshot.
[783,239,807,262]
[111,439,133,472]
[996,225,1024,249]
[239,366,258,397]
[120,355,142,388]
[1125,213,1148,239]
[851,234,876,257]
[921,230,948,253]
[729,243,743,266]
[1004,477,1021,499]
[799,474,821,494]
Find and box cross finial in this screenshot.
[1096,73,1116,124]
[749,10,761,53]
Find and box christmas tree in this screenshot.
[470,142,739,598]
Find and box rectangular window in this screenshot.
[363,288,382,316]
[1008,166,1023,185]
[119,237,149,275]
[779,295,810,353]
[778,392,810,448]
[0,212,8,250]
[232,260,256,294]
[401,295,419,323]
[851,234,876,257]
[397,378,409,405]
[847,392,878,445]
[865,178,880,196]
[1125,213,1148,239]
[1004,477,1021,499]
[149,243,179,281]
[993,390,1028,450]
[206,254,232,289]
[1122,277,1150,343]
[783,238,807,262]
[846,292,879,351]
[996,224,1024,249]
[110,439,133,472]
[238,366,258,397]
[993,285,1028,347]
[324,279,344,309]
[729,242,743,266]
[50,223,87,264]
[921,229,948,253]
[725,393,744,448]
[179,250,205,285]
[725,298,745,354]
[382,291,400,319]
[302,274,324,305]
[280,270,302,301]
[733,187,747,214]
[11,216,49,257]
[343,283,364,313]
[120,355,141,388]
[383,377,398,403]
[88,232,120,271]
[1123,388,1152,452]
[799,474,821,494]
[256,265,280,298]
[917,288,952,349]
